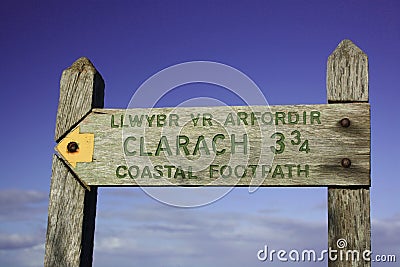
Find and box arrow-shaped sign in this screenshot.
[54,104,370,187]
[56,127,94,168]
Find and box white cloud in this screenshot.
[0,244,44,267]
[0,188,397,267]
[372,213,400,254]
[0,189,48,221]
[93,199,328,267]
[93,195,400,267]
[0,233,44,250]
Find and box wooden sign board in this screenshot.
[56,103,370,187]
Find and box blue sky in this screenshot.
[0,0,399,266]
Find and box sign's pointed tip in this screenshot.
[55,127,94,169]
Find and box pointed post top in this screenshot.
[327,39,369,102]
[68,57,96,73]
[55,57,104,141]
[332,39,366,56]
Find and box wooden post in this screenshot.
[327,40,370,266]
[45,58,104,266]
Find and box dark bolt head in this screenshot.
[67,142,79,153]
[341,158,351,168]
[340,118,351,128]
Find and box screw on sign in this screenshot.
[67,142,79,153]
[341,158,351,168]
[340,118,351,128]
[339,118,351,169]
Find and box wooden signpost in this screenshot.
[45,40,371,266]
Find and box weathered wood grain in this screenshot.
[56,103,370,186]
[45,57,104,267]
[327,40,371,267]
[327,39,369,102]
[328,188,371,266]
[55,57,104,141]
